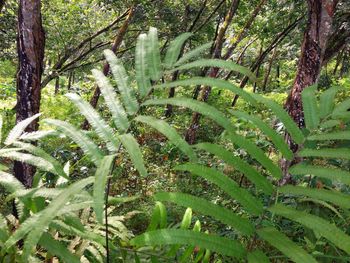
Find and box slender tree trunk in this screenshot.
[55,77,60,95]
[15,0,45,188]
[262,48,278,92]
[333,47,344,75]
[67,71,73,90]
[280,0,338,186]
[339,49,349,78]
[185,0,240,144]
[82,7,135,130]
[276,62,280,88]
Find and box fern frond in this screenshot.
[0,171,24,193]
[319,86,341,119]
[5,113,41,145]
[104,49,139,115]
[174,42,212,67]
[247,250,270,263]
[307,131,350,141]
[19,130,56,141]
[135,115,197,161]
[43,119,104,165]
[298,148,350,160]
[332,98,350,119]
[155,192,254,235]
[92,69,129,132]
[147,201,167,231]
[135,33,151,97]
[164,32,192,69]
[301,86,320,130]
[147,27,162,81]
[66,93,119,152]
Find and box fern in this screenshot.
[164,32,192,69]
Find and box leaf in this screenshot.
[279,185,350,209]
[135,33,151,97]
[307,131,350,141]
[230,110,293,160]
[143,98,234,131]
[131,229,246,259]
[5,113,41,145]
[119,133,147,176]
[289,164,350,186]
[164,32,192,68]
[301,86,320,130]
[155,192,254,235]
[257,227,317,263]
[298,148,350,160]
[247,250,270,263]
[147,27,162,80]
[174,42,212,67]
[332,98,350,119]
[153,77,257,106]
[38,233,80,263]
[43,119,104,166]
[93,155,115,224]
[319,87,340,118]
[175,163,264,215]
[0,171,24,193]
[92,69,129,132]
[135,115,197,161]
[195,143,273,194]
[170,59,256,81]
[19,130,56,141]
[269,204,350,254]
[180,208,192,229]
[147,201,167,231]
[251,93,304,144]
[226,133,282,179]
[104,49,139,115]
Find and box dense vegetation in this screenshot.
[0,0,350,262]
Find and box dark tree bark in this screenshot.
[54,76,60,95]
[67,71,73,90]
[81,6,135,130]
[0,0,5,12]
[280,0,339,186]
[333,47,345,75]
[15,0,45,188]
[262,48,278,91]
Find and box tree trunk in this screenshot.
[15,0,45,188]
[280,0,338,186]
[339,48,349,78]
[55,76,60,95]
[262,48,278,92]
[67,71,73,90]
[333,47,344,75]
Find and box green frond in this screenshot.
[135,33,151,97]
[257,227,317,263]
[147,201,167,231]
[135,115,197,161]
[169,59,256,81]
[43,119,104,166]
[131,229,246,259]
[104,49,139,115]
[195,143,273,194]
[147,27,162,80]
[298,148,350,160]
[5,113,41,145]
[155,192,254,235]
[332,98,350,120]
[251,93,305,144]
[66,93,119,152]
[119,133,147,177]
[174,42,212,67]
[301,86,320,130]
[319,119,341,129]
[175,163,264,215]
[19,130,56,141]
[164,32,192,69]
[92,69,129,132]
[269,204,350,254]
[229,110,293,160]
[153,77,257,106]
[93,155,115,224]
[307,131,350,141]
[247,250,270,263]
[0,171,24,193]
[319,86,341,118]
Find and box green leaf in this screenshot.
[230,110,293,160]
[104,49,139,115]
[164,32,192,68]
[155,192,254,235]
[43,119,104,166]
[301,86,320,130]
[38,233,80,263]
[66,93,119,152]
[135,115,197,161]
[5,113,41,145]
[135,33,151,97]
[308,131,350,141]
[298,148,350,160]
[170,59,256,81]
[319,87,340,118]
[147,201,167,231]
[0,171,24,193]
[174,42,212,67]
[93,155,115,224]
[279,185,350,209]
[153,77,257,106]
[131,229,246,259]
[143,98,234,131]
[332,98,350,119]
[119,133,147,176]
[247,250,270,263]
[257,227,317,263]
[175,163,264,215]
[269,204,350,254]
[147,27,162,80]
[289,164,350,186]
[92,69,129,132]
[251,93,304,144]
[226,133,282,179]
